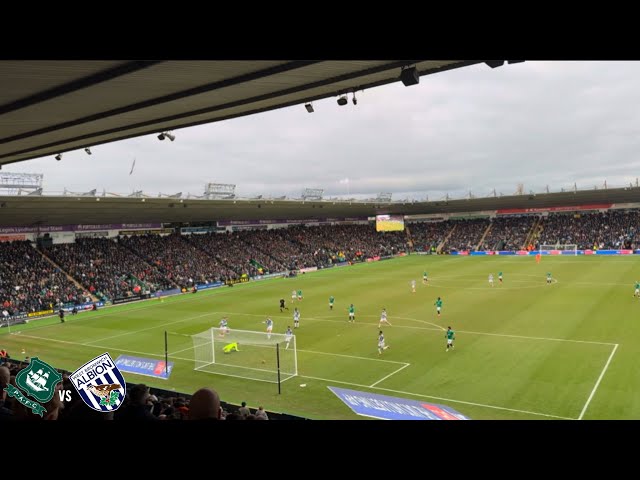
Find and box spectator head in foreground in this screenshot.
[188,388,221,420]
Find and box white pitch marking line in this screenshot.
[369,363,411,387]
[13,332,194,361]
[299,348,408,365]
[454,329,616,346]
[8,277,275,334]
[168,344,196,356]
[86,311,214,344]
[14,331,572,419]
[578,343,619,420]
[300,374,572,420]
[279,314,616,346]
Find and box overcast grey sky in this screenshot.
[12,61,640,201]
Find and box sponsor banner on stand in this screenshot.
[152,288,183,297]
[328,386,470,420]
[112,294,150,305]
[218,217,368,227]
[119,228,174,236]
[61,302,104,313]
[497,204,612,215]
[0,223,163,235]
[75,231,109,238]
[0,234,27,242]
[115,355,174,380]
[193,282,224,291]
[27,309,54,318]
[180,226,218,234]
[0,312,28,328]
[299,266,318,273]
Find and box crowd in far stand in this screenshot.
[44,238,173,301]
[539,210,640,250]
[442,218,491,252]
[0,241,87,315]
[480,216,538,251]
[6,211,640,316]
[119,234,227,288]
[409,221,451,252]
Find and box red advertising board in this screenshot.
[0,235,26,242]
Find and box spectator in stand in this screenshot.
[238,401,251,418]
[254,406,269,420]
[114,383,158,421]
[188,388,222,420]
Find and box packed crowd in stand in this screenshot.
[4,211,640,314]
[480,216,537,251]
[43,238,173,301]
[119,234,226,287]
[288,224,408,263]
[234,229,290,273]
[539,210,640,249]
[185,232,254,278]
[442,218,491,252]
[408,221,451,252]
[0,241,87,315]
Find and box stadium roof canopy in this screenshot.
[0,60,482,166]
[1,187,639,227]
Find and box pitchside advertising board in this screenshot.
[329,386,469,420]
[115,355,174,379]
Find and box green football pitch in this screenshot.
[2,255,637,420]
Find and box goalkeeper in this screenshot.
[222,342,240,353]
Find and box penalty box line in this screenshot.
[14,331,569,419]
[578,343,619,420]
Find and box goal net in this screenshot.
[190,328,297,383]
[539,244,578,256]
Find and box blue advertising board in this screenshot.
[328,386,470,420]
[114,355,174,380]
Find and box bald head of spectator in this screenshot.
[0,366,9,403]
[188,388,221,420]
[0,366,9,387]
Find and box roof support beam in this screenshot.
[0,61,163,116]
[0,61,321,146]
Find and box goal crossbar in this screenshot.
[190,327,298,384]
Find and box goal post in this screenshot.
[189,328,297,384]
[539,244,578,256]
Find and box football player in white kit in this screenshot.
[378,308,392,327]
[265,317,273,339]
[218,317,230,336]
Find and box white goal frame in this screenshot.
[190,327,298,384]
